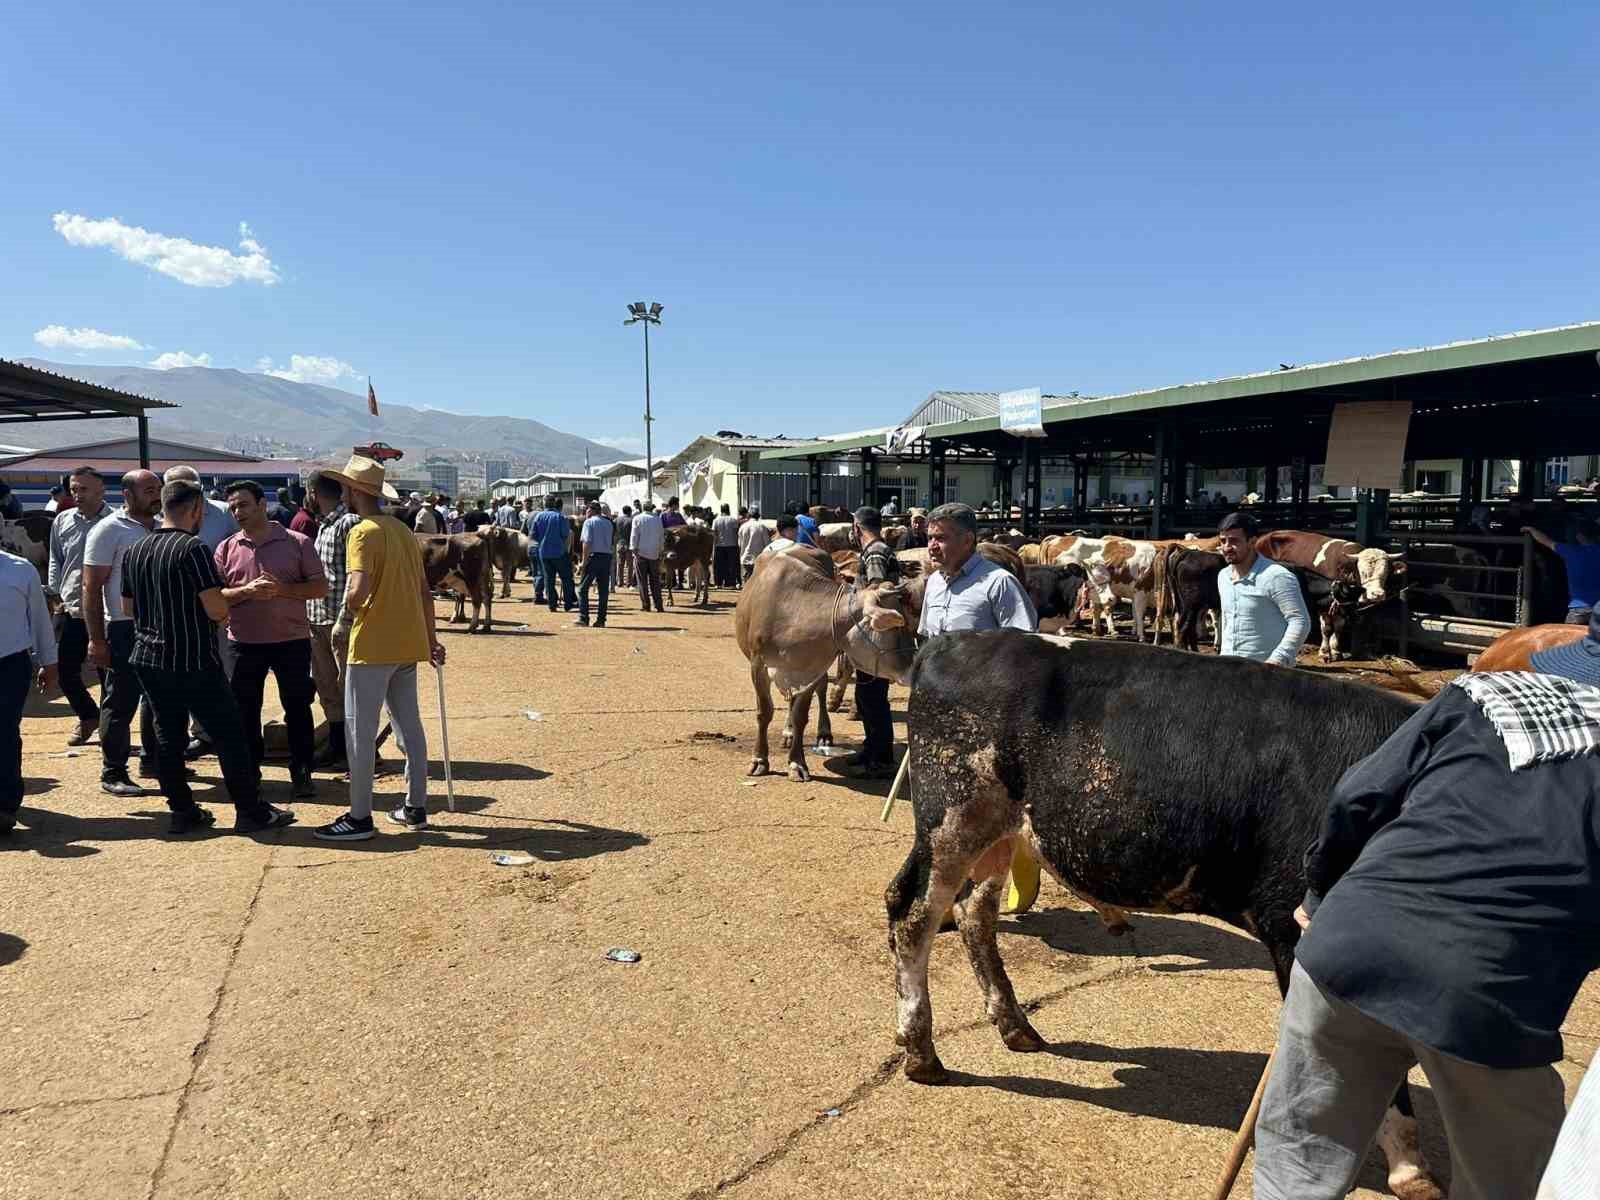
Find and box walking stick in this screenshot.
[434,663,456,812]
[1210,1048,1275,1200]
[880,748,911,822]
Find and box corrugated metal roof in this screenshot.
[761,320,1600,461]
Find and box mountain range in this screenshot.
[14,359,629,471]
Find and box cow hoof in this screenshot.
[1390,1178,1443,1200]
[904,1055,949,1085]
[748,759,769,777]
[787,762,811,782]
[1001,1023,1046,1053]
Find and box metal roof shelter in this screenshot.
[761,321,1600,541]
[0,359,174,467]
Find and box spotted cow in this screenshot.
[885,631,1440,1199]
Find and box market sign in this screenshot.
[999,387,1046,438]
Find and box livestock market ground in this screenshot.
[3,593,1594,1200]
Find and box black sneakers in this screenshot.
[385,805,428,831]
[169,806,217,835]
[101,774,146,798]
[313,812,375,841]
[235,805,296,834]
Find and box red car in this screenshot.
[356,441,404,463]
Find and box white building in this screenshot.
[661,433,822,515]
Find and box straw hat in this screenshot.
[325,454,399,501]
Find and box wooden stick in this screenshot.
[880,748,912,822]
[1210,1048,1274,1200]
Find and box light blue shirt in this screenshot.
[1218,555,1310,668]
[495,504,520,528]
[0,550,57,665]
[918,553,1037,637]
[580,515,613,555]
[197,499,239,552]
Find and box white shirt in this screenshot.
[630,511,664,559]
[83,508,154,622]
[762,536,798,556]
[738,519,771,563]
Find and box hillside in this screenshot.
[15,359,625,470]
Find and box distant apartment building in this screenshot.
[483,459,512,488]
[456,461,487,496]
[426,459,460,495]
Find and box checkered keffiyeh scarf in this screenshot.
[1452,671,1600,771]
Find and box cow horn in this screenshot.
[1386,551,1405,560]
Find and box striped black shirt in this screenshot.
[122,528,225,673]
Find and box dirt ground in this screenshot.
[2,591,1593,1199]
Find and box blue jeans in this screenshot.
[540,554,577,611]
[579,554,611,624]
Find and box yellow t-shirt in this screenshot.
[346,515,430,665]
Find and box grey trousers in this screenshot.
[344,663,427,820]
[1257,962,1565,1200]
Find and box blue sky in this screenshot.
[3,3,1597,456]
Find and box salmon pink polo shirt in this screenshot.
[214,521,326,644]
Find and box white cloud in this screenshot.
[256,354,359,385]
[52,212,281,288]
[594,435,645,452]
[149,350,213,370]
[33,324,146,352]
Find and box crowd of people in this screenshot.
[3,454,443,842]
[7,469,1600,1193]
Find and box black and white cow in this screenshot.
[885,631,1440,1200]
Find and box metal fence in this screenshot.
[733,472,865,516]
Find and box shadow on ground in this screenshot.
[1004,908,1270,976]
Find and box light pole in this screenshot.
[624,302,663,504]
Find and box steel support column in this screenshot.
[1023,442,1042,535]
[1151,418,1173,538]
[930,444,947,507]
[1355,488,1391,546]
[862,448,878,508]
[1264,462,1280,506]
[807,456,822,507]
[1072,459,1088,518]
[994,457,1014,520]
[137,415,150,469]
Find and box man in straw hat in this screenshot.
[313,456,445,841]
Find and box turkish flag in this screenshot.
[367,379,379,416]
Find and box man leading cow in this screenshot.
[839,505,900,780]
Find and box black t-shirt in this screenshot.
[461,509,492,531]
[1300,684,1600,1068]
[122,528,224,673]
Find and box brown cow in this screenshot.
[736,544,917,781]
[480,524,532,598]
[663,523,714,606]
[896,543,1024,582]
[807,505,853,524]
[1472,623,1586,672]
[1255,530,1404,602]
[418,533,494,633]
